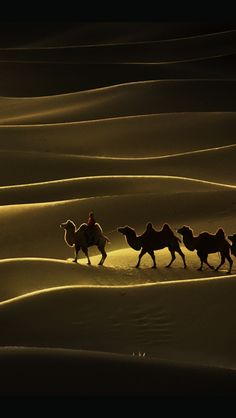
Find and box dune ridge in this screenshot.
[0,346,235,396]
[1,79,236,123]
[1,30,236,64]
[0,275,235,371]
[0,253,235,303]
[0,112,235,161]
[0,175,235,206]
[1,29,236,50]
[0,184,235,259]
[0,143,235,186]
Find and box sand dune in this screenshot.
[0,144,235,186]
[1,80,236,124]
[1,55,236,96]
[1,22,235,49]
[0,112,235,158]
[0,182,235,259]
[0,174,235,205]
[0,22,236,395]
[0,29,236,98]
[1,30,236,64]
[0,347,235,396]
[0,275,235,370]
[0,249,235,302]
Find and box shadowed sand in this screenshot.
[0,146,235,186]
[1,30,236,63]
[1,26,236,96]
[1,80,236,124]
[0,270,235,371]
[0,112,235,157]
[0,347,236,396]
[1,22,235,49]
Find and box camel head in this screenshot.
[60,220,76,231]
[117,226,135,236]
[177,225,193,236]
[228,234,236,244]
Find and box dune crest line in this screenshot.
[0,274,235,306]
[1,175,236,191]
[0,143,235,160]
[0,52,235,66]
[0,29,235,50]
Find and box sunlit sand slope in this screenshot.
[0,145,235,186]
[0,112,235,157]
[0,174,235,204]
[1,80,236,124]
[0,249,234,301]
[0,276,235,369]
[0,180,235,259]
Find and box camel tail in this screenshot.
[105,236,111,244]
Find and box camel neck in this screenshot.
[182,231,196,251]
[65,228,76,247]
[126,230,142,251]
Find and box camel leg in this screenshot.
[82,247,91,265]
[148,250,156,268]
[203,255,214,270]
[166,248,176,268]
[215,253,226,272]
[226,253,233,274]
[98,245,107,266]
[73,244,80,263]
[198,253,214,270]
[197,259,204,271]
[136,248,146,268]
[197,252,204,271]
[197,252,214,271]
[176,246,187,268]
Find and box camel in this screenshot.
[60,219,109,265]
[117,222,187,269]
[228,234,236,258]
[177,225,233,273]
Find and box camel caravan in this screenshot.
[60,212,235,274]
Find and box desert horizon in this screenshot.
[0,21,236,397]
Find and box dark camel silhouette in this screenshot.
[60,219,109,265]
[228,234,236,258]
[117,222,186,269]
[177,225,233,273]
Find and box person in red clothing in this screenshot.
[87,211,96,227]
[86,211,96,244]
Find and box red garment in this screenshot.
[87,213,96,226]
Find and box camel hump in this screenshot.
[162,223,175,236]
[161,223,180,242]
[163,223,171,231]
[216,228,225,239]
